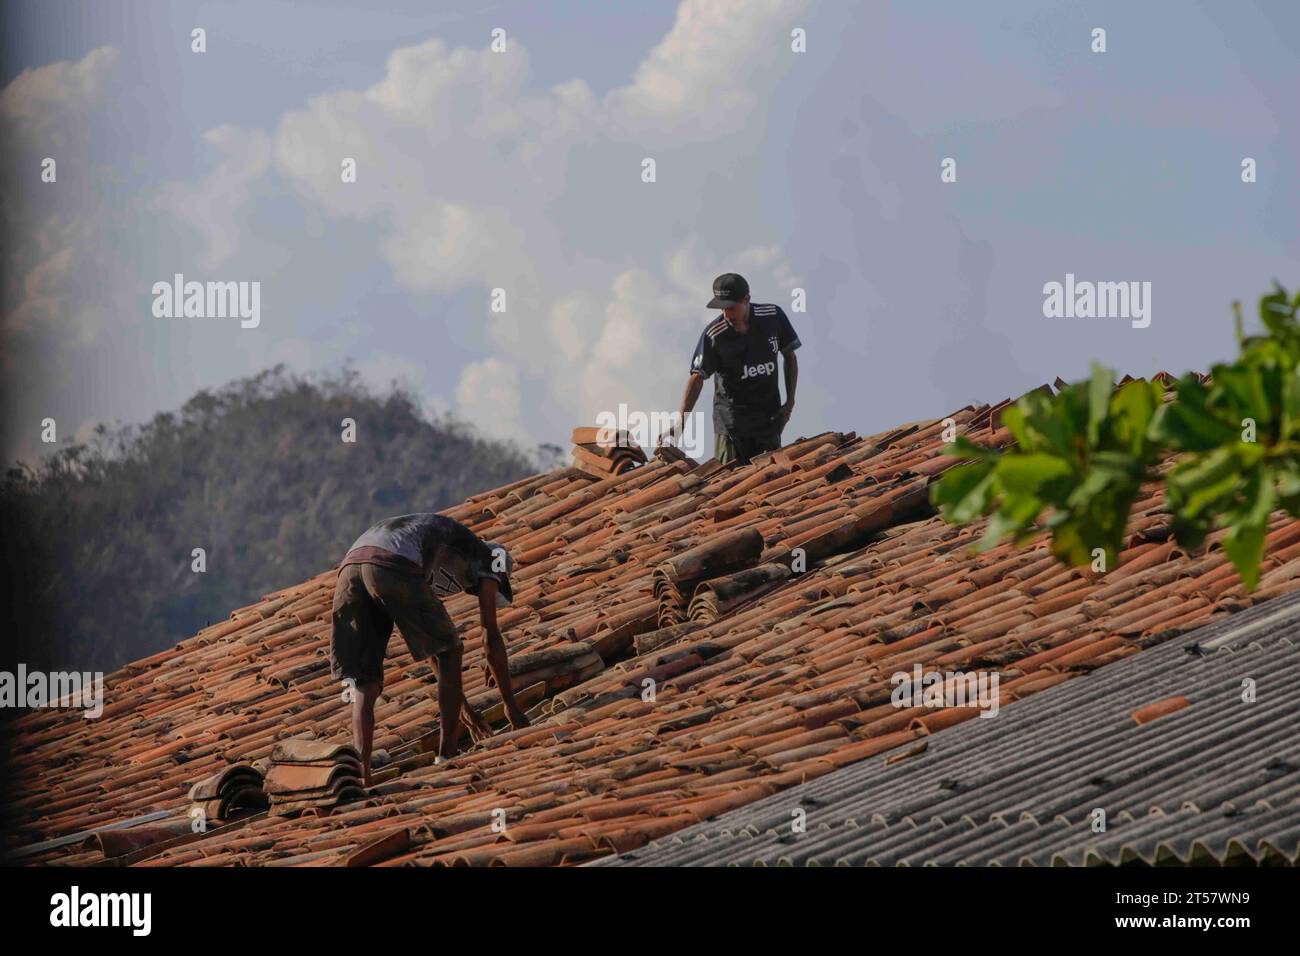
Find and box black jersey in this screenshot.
[690,302,801,434]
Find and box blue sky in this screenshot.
[2,0,1297,465]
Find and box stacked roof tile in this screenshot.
[594,591,1300,866]
[188,763,268,825]
[5,389,1300,867]
[264,739,365,817]
[570,427,649,478]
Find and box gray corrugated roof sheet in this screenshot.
[593,590,1300,866]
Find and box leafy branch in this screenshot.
[931,283,1300,589]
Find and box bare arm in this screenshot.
[478,579,529,729]
[680,371,705,418]
[780,348,798,423]
[662,373,705,443]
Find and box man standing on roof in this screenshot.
[662,273,801,465]
[331,513,530,784]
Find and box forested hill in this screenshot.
[1,366,542,674]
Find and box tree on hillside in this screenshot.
[0,365,537,674]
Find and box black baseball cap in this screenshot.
[707,273,749,309]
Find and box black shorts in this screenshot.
[330,562,461,685]
[716,420,783,465]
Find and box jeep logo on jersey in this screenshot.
[740,361,776,380]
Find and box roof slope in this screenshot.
[6,396,1300,866]
[593,590,1300,866]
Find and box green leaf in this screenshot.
[1171,513,1212,553]
[1277,466,1300,516]
[1222,468,1275,592]
[1149,377,1239,451]
[976,494,1043,552]
[1246,465,1276,523]
[998,404,1028,447]
[1013,390,1078,458]
[1064,464,1119,509]
[1259,283,1293,337]
[1089,450,1146,477]
[1087,362,1113,446]
[1049,520,1091,567]
[994,453,1072,496]
[1167,447,1245,517]
[1210,363,1272,426]
[1109,379,1161,458]
[1282,365,1300,440]
[932,459,997,524]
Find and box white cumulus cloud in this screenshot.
[151,0,809,448]
[155,126,272,270]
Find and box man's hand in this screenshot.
[779,400,795,425]
[662,374,704,446]
[657,413,683,447]
[461,701,492,742]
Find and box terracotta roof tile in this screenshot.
[6,399,1300,866]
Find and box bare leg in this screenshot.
[436,644,463,759]
[351,679,383,785]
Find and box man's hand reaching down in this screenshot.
[461,700,492,743]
